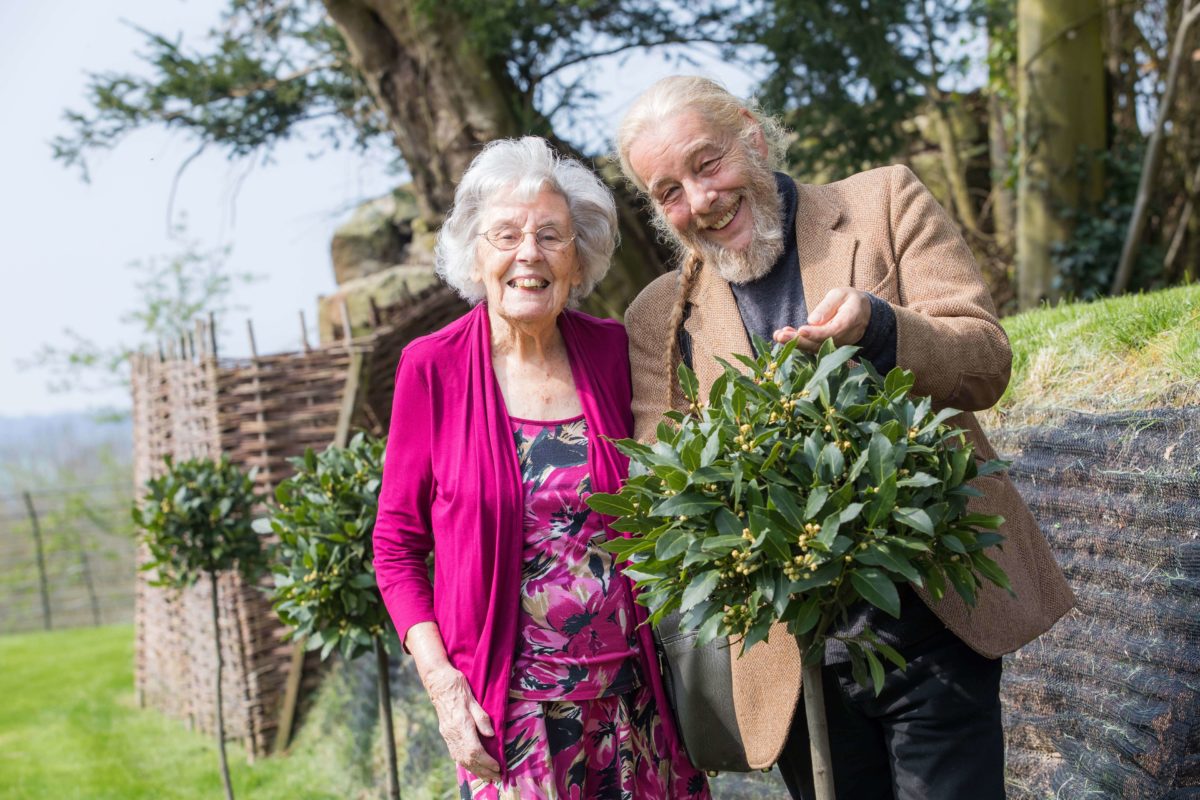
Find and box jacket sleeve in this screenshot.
[373,349,437,647]
[885,165,1012,411]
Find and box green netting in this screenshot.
[998,408,1200,799]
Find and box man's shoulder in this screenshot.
[626,270,680,327]
[797,164,916,204]
[794,165,927,236]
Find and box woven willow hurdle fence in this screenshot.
[131,283,468,758]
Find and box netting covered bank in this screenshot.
[130,284,467,757]
[999,408,1200,798]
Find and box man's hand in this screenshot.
[424,664,501,782]
[773,287,873,351]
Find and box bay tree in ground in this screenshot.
[264,432,400,799]
[133,455,265,800]
[588,339,1012,799]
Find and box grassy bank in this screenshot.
[982,284,1200,428]
[0,625,347,800]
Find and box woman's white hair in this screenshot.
[435,136,619,305]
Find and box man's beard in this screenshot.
[652,148,785,285]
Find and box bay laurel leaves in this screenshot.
[850,568,902,618]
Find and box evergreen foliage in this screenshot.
[133,455,265,588]
[266,432,392,661]
[588,339,1011,692]
[52,1,384,183]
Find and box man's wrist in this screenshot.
[856,292,898,374]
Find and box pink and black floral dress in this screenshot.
[456,416,710,800]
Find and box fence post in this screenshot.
[22,491,52,631]
[75,528,102,627]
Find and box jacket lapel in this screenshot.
[688,264,750,400]
[794,181,858,310]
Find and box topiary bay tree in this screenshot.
[133,455,265,800]
[587,338,1012,799]
[264,432,400,800]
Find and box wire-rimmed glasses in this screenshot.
[478,225,576,252]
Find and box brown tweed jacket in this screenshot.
[624,165,1075,769]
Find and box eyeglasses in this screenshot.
[478,225,576,252]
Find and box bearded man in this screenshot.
[617,76,1073,800]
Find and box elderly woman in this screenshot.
[373,137,709,799]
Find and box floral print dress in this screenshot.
[457,416,710,800]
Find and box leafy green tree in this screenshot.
[52,0,749,314]
[265,433,401,799]
[133,455,265,800]
[57,1,1197,307]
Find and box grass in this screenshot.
[981,284,1200,428]
[0,625,350,800]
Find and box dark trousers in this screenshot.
[776,629,1006,800]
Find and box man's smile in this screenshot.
[702,196,742,232]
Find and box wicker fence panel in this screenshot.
[131,285,471,757]
[218,347,356,754]
[359,284,470,430]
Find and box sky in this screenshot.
[0,0,757,418]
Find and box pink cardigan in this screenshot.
[373,303,684,774]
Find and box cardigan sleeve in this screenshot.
[373,349,437,647]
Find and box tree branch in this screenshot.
[537,34,736,82]
[226,61,341,97]
[1112,1,1200,293]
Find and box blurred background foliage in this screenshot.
[50,0,1200,315]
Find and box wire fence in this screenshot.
[0,483,136,634]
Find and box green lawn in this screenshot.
[983,284,1200,427]
[0,625,347,800]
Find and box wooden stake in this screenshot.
[246,319,259,359]
[298,310,311,353]
[339,298,352,345]
[194,319,207,360]
[799,634,836,800]
[208,312,219,359]
[74,527,101,626]
[377,637,401,800]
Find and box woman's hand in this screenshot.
[424,663,501,782]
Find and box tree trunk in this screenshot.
[320,0,672,314]
[799,634,836,800]
[1105,3,1141,142]
[986,3,1017,259]
[1016,0,1107,308]
[1164,161,1200,281]
[210,571,235,800]
[929,92,981,237]
[918,3,980,237]
[1112,0,1200,294]
[987,93,1016,255]
[376,636,401,800]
